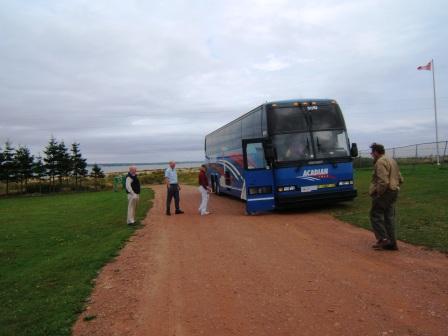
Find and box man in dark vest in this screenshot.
[125,166,140,225]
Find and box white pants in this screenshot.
[127,194,139,224]
[198,186,209,215]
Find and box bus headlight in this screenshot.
[338,180,353,186]
[277,185,296,192]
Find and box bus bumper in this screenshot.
[276,189,357,208]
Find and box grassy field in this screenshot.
[0,188,154,336]
[329,164,448,252]
[107,167,201,187]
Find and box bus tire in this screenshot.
[210,176,216,193]
[215,180,222,196]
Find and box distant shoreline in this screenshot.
[89,161,203,174]
[86,161,203,167]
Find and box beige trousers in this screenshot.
[127,194,139,224]
[198,186,209,215]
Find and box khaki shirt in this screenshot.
[369,155,404,196]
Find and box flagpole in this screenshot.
[431,59,440,165]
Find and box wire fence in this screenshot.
[354,140,448,168]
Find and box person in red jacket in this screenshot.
[198,164,211,215]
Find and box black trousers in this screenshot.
[370,190,399,244]
[166,184,180,212]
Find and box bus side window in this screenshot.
[246,142,267,169]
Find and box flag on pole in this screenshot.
[417,61,432,71]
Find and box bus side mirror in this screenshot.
[264,143,275,162]
[350,143,358,157]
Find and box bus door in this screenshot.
[242,139,275,214]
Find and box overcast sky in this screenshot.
[1,0,447,163]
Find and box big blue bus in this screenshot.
[205,99,358,214]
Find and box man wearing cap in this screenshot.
[165,161,184,216]
[369,143,404,250]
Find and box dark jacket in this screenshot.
[126,173,141,194]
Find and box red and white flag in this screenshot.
[417,61,432,71]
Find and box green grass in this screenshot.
[178,168,200,185]
[328,164,448,252]
[0,188,154,336]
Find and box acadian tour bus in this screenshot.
[205,99,358,214]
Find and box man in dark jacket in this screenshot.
[125,166,140,225]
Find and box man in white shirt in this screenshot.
[125,166,140,225]
[165,161,184,216]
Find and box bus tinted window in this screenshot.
[309,105,345,130]
[242,109,262,138]
[270,107,307,134]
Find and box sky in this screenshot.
[1,0,447,163]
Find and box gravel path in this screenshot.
[73,185,448,336]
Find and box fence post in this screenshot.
[443,141,448,163]
[415,144,418,161]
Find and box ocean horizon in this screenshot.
[87,161,203,173]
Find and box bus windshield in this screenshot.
[270,104,345,133]
[313,130,350,158]
[273,130,349,162]
[270,107,308,133]
[309,104,345,130]
[273,133,314,161]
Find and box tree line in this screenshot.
[0,137,105,195]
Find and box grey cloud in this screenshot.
[1,0,447,163]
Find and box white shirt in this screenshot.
[165,167,178,184]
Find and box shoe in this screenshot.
[201,211,210,216]
[175,210,184,214]
[372,239,388,249]
[383,243,399,251]
[166,211,171,216]
[127,221,136,225]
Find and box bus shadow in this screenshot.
[274,201,352,215]
[210,192,353,216]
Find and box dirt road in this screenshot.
[73,185,448,336]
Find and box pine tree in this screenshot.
[56,141,71,186]
[33,155,46,194]
[15,145,34,193]
[44,137,59,191]
[71,142,88,189]
[1,141,16,195]
[90,164,105,190]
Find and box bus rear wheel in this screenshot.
[215,179,222,196]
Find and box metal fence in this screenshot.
[354,140,448,168]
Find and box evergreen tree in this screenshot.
[1,141,16,195]
[71,142,88,189]
[15,145,34,193]
[90,164,105,190]
[44,137,59,191]
[33,155,46,194]
[56,141,71,185]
